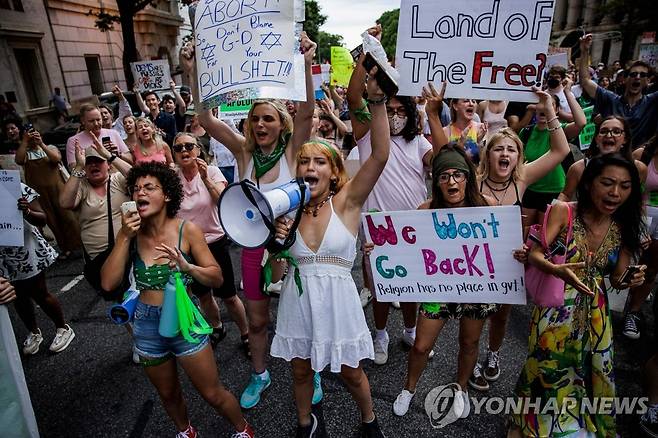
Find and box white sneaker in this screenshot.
[401,330,434,359]
[391,301,401,309]
[373,334,389,365]
[266,280,283,293]
[360,288,373,308]
[49,324,75,353]
[393,389,415,416]
[23,329,43,355]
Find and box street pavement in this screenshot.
[6,244,653,437]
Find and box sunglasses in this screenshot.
[173,142,196,153]
[627,71,648,78]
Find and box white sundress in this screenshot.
[270,200,374,373]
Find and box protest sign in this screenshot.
[363,206,526,304]
[331,46,354,86]
[639,44,658,68]
[579,106,595,150]
[220,99,254,120]
[130,60,171,91]
[194,0,305,107]
[312,64,326,99]
[0,170,24,247]
[395,0,555,102]
[547,52,569,69]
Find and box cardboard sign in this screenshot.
[331,46,354,86]
[0,170,24,247]
[579,106,595,150]
[194,0,305,107]
[547,52,569,69]
[363,206,526,304]
[130,60,171,91]
[394,0,555,102]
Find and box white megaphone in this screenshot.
[218,179,310,248]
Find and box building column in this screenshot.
[582,0,599,27]
[553,0,568,31]
[566,0,583,29]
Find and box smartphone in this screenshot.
[24,123,34,132]
[362,52,399,97]
[618,265,642,285]
[350,44,364,62]
[102,136,111,145]
[121,201,137,216]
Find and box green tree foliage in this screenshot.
[317,31,344,63]
[377,9,400,60]
[303,0,327,45]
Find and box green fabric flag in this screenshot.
[173,272,212,343]
[261,250,303,296]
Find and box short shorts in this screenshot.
[420,302,500,320]
[132,301,209,362]
[191,236,237,299]
[521,189,560,212]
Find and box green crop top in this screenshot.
[133,220,193,291]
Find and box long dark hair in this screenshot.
[388,96,419,142]
[430,144,487,209]
[576,153,644,256]
[587,115,632,160]
[639,126,658,164]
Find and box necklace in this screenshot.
[303,193,334,217]
[484,178,511,205]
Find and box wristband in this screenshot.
[546,116,559,125]
[366,95,387,106]
[107,154,117,164]
[71,168,86,178]
[547,123,561,132]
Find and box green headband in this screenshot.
[432,149,470,176]
[303,139,339,159]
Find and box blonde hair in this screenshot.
[477,127,525,182]
[244,100,293,154]
[296,139,348,193]
[135,117,165,152]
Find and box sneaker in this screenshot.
[641,406,658,438]
[468,363,490,391]
[49,324,75,353]
[393,389,415,416]
[360,288,373,308]
[176,424,197,438]
[400,330,434,359]
[296,412,318,438]
[391,301,400,309]
[23,329,43,355]
[483,349,500,382]
[210,324,227,346]
[623,312,641,339]
[232,422,255,438]
[361,416,386,438]
[373,334,389,365]
[312,372,323,405]
[457,389,470,419]
[240,370,272,409]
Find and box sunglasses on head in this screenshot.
[173,142,196,153]
[627,71,648,78]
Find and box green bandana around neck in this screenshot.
[253,132,291,179]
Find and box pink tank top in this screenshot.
[646,158,658,207]
[133,144,167,164]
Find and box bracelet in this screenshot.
[547,123,561,132]
[71,168,86,178]
[107,154,117,164]
[546,116,559,125]
[366,95,387,105]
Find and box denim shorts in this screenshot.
[132,301,209,360]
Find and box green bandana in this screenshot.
[432,148,470,176]
[172,272,212,343]
[261,250,304,296]
[351,98,372,124]
[304,139,339,159]
[253,132,291,179]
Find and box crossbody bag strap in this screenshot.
[106,176,115,247]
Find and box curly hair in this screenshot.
[127,162,183,218]
[387,96,419,142]
[576,153,644,256]
[430,143,487,209]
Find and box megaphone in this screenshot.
[108,289,140,325]
[218,179,310,249]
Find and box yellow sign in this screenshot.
[330,46,354,87]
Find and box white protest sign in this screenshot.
[0,170,24,247]
[363,206,526,304]
[395,0,555,102]
[547,52,569,69]
[130,60,171,91]
[194,0,305,107]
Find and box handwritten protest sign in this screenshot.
[363,206,526,304]
[331,46,354,86]
[395,0,555,102]
[0,170,24,247]
[579,106,595,150]
[220,99,254,120]
[194,0,305,107]
[130,60,171,91]
[547,52,569,69]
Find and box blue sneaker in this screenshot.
[312,372,323,405]
[240,370,271,409]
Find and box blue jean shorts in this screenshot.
[132,301,209,361]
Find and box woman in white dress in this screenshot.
[268,69,390,437]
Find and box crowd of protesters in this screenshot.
[2,8,658,437]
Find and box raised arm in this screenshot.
[114,85,133,127]
[179,42,246,163]
[346,54,370,141]
[343,68,389,209]
[170,80,187,116]
[423,81,450,160]
[13,134,28,165]
[328,84,344,110]
[524,88,571,185]
[561,78,587,140]
[319,98,348,137]
[289,32,318,156]
[578,34,599,99]
[59,140,85,210]
[132,86,149,115]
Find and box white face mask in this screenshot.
[389,114,407,136]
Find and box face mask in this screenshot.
[389,114,407,135]
[547,78,561,89]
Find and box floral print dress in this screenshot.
[512,216,621,438]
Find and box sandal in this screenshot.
[209,324,227,347]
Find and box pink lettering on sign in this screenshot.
[365,215,398,246]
